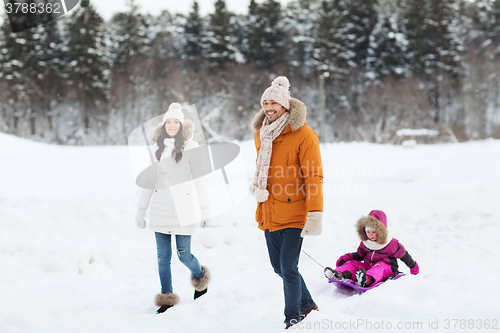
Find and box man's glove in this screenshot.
[300,211,322,237]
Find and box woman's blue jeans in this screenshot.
[265,228,314,326]
[155,232,204,294]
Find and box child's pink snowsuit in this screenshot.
[335,210,416,285]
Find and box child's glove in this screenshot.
[300,211,322,237]
[336,253,353,267]
[410,262,419,275]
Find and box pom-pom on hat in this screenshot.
[162,103,185,124]
[260,76,292,110]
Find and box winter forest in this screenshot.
[1,0,500,144]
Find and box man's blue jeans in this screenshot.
[155,232,204,294]
[265,228,314,326]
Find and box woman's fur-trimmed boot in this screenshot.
[191,265,211,300]
[155,292,180,314]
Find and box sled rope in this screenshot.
[301,250,325,269]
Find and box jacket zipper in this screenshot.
[286,155,289,178]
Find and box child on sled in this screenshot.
[324,210,419,287]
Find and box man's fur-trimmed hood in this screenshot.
[250,97,307,133]
[356,215,389,245]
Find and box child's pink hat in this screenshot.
[368,210,387,228]
[356,210,389,244]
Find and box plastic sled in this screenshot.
[328,271,405,293]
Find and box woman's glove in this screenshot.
[410,262,419,275]
[135,208,147,229]
[200,207,211,228]
[336,253,353,267]
[300,211,323,237]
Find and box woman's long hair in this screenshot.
[153,122,186,163]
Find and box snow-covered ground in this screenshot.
[1,132,499,333]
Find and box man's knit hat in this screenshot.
[260,76,292,110]
[162,103,185,124]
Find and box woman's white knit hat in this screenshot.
[260,76,291,110]
[163,103,185,124]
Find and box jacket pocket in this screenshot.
[274,197,306,223]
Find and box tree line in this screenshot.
[0,0,499,144]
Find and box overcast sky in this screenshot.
[0,0,292,25]
[92,0,292,20]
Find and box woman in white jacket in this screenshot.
[135,103,211,314]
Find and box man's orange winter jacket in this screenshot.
[251,98,323,232]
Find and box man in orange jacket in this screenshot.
[250,76,324,328]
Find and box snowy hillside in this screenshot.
[1,133,499,333]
